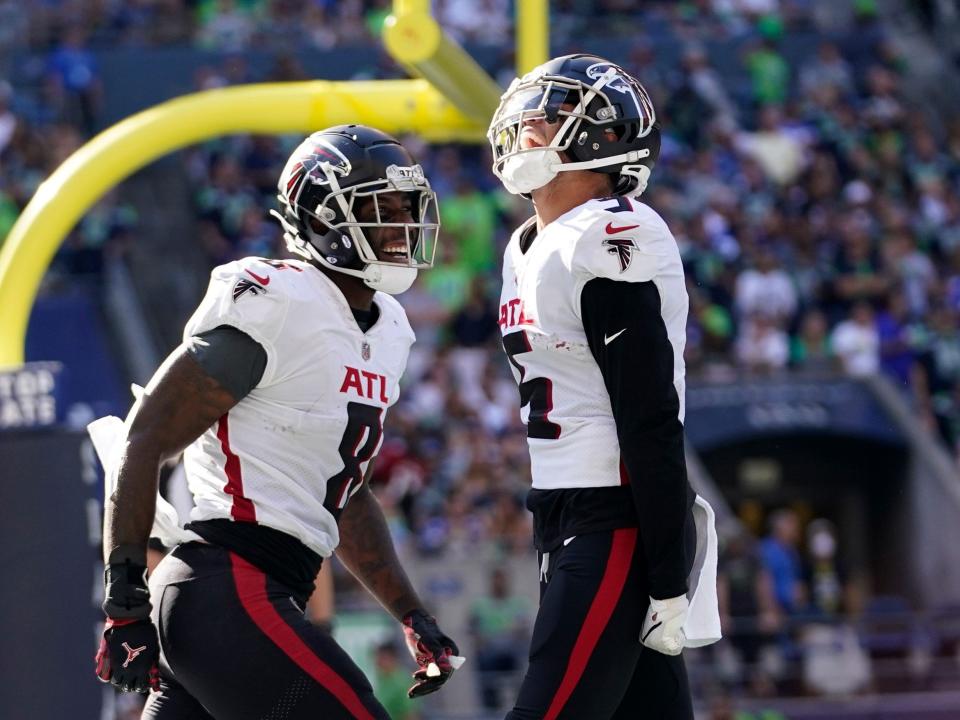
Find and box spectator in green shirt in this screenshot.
[469,568,530,711]
[790,309,837,374]
[373,642,420,720]
[439,176,498,275]
[0,190,19,244]
[423,239,473,316]
[745,35,790,107]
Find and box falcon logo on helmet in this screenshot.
[585,62,634,95]
[283,141,352,207]
[585,61,654,124]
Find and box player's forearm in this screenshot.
[335,484,422,621]
[103,439,163,562]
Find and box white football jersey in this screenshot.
[499,196,688,490]
[181,257,414,557]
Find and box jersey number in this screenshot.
[324,402,383,518]
[503,331,561,440]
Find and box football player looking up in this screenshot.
[96,125,462,718]
[488,54,720,719]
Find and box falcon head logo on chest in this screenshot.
[602,236,637,273]
[233,277,267,302]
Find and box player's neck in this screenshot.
[531,171,611,230]
[318,265,375,311]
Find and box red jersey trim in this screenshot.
[216,413,256,522]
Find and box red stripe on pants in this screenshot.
[230,553,375,720]
[216,413,256,522]
[543,528,638,720]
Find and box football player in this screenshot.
[95,125,462,719]
[488,55,719,719]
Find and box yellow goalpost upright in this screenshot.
[0,0,547,368]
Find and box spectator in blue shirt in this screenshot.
[760,508,807,615]
[44,24,101,134]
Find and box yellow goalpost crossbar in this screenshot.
[0,1,548,367]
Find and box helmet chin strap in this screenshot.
[498,148,562,195]
[499,145,652,196]
[301,238,417,295]
[362,263,418,294]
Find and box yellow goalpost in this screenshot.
[0,0,547,368]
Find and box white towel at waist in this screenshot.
[88,414,201,548]
[684,494,721,647]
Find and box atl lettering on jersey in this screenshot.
[499,296,535,330]
[339,366,390,403]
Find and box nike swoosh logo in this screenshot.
[245,269,270,285]
[604,328,627,345]
[605,222,639,234]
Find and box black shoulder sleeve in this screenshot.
[185,325,267,401]
[580,277,693,599]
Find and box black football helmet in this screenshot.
[271,125,439,294]
[488,54,660,197]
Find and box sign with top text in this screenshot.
[0,362,65,430]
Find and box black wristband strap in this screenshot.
[102,545,151,619]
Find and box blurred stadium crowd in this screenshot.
[4,0,960,717]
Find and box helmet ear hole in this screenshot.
[602,124,626,142]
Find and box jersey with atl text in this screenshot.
[181,257,414,557]
[499,196,688,491]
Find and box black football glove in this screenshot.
[402,608,464,698]
[95,617,161,693]
[95,546,160,693]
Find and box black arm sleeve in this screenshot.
[581,278,693,599]
[184,325,267,401]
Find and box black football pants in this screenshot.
[141,542,389,720]
[506,529,694,720]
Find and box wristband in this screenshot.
[102,545,151,619]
